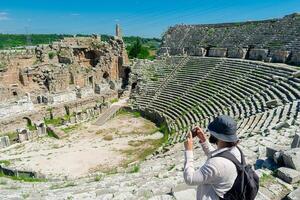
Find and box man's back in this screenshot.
[184,142,241,200]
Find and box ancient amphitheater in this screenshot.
[0,14,300,200]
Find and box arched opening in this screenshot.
[69,72,75,85]
[103,72,110,79]
[131,82,137,90]
[121,67,131,89]
[88,76,93,86]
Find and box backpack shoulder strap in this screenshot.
[213,147,245,170]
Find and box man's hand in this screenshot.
[184,132,193,151]
[194,127,206,143]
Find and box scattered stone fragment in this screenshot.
[277,167,300,184]
[283,148,300,170]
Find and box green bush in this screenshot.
[48,52,56,59]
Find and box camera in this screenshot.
[191,127,198,138]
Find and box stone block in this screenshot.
[291,132,300,148]
[271,50,291,63]
[290,51,300,66]
[173,189,197,200]
[46,126,67,139]
[227,48,247,59]
[248,49,269,61]
[18,133,27,142]
[266,145,288,159]
[266,99,279,108]
[186,46,206,56]
[291,71,300,78]
[287,187,300,200]
[0,136,10,149]
[283,148,300,170]
[277,167,300,184]
[208,48,227,57]
[273,121,290,130]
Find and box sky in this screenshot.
[0,0,300,38]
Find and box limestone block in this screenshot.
[0,136,10,149]
[283,148,300,170]
[158,47,170,56]
[273,121,291,130]
[227,48,248,59]
[266,145,288,160]
[186,46,206,56]
[266,99,279,108]
[287,187,300,200]
[18,133,27,142]
[94,84,101,94]
[70,116,76,124]
[46,125,67,139]
[271,50,291,63]
[291,71,300,78]
[277,167,300,184]
[291,132,300,148]
[208,48,227,57]
[249,49,269,61]
[290,51,300,66]
[173,189,197,200]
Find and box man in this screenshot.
[183,115,241,200]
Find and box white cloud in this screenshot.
[70,13,80,16]
[0,12,9,21]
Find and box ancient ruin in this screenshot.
[0,13,300,200]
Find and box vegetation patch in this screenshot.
[0,160,11,166]
[61,124,80,134]
[0,172,46,183]
[110,98,118,103]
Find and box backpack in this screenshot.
[213,146,259,200]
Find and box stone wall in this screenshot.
[160,13,300,66]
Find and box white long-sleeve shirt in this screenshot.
[183,141,241,200]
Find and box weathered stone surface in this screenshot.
[173,189,196,200]
[208,48,227,57]
[227,48,247,59]
[287,187,300,200]
[273,121,290,130]
[277,167,300,184]
[271,50,291,63]
[266,145,288,160]
[291,132,300,148]
[248,49,269,61]
[283,148,300,170]
[266,99,279,108]
[292,70,300,78]
[290,52,300,66]
[46,125,67,139]
[0,136,10,149]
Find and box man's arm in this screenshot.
[193,127,215,157]
[200,140,215,157]
[183,150,219,185]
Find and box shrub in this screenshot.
[48,52,56,59]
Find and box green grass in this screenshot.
[61,124,80,133]
[0,160,11,166]
[0,172,46,182]
[130,165,140,173]
[259,173,276,187]
[48,51,56,59]
[27,124,37,131]
[47,129,59,139]
[44,117,62,126]
[117,109,141,118]
[110,98,118,103]
[94,175,103,182]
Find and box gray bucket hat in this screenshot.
[207,115,238,142]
